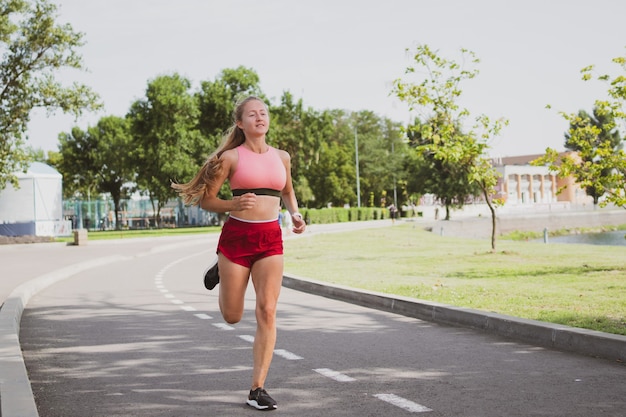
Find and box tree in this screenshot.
[0,0,100,190]
[269,91,318,206]
[56,116,135,229]
[307,126,356,208]
[563,107,623,205]
[353,111,404,208]
[57,126,97,197]
[88,116,134,228]
[128,73,204,226]
[392,44,507,250]
[196,66,263,146]
[405,116,482,220]
[535,51,626,208]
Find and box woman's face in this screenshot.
[237,100,270,137]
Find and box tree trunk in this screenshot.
[482,185,497,251]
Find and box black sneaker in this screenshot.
[246,387,277,411]
[203,262,219,290]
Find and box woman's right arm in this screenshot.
[199,150,256,213]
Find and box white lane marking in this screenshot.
[313,368,356,382]
[181,306,197,312]
[159,289,168,293]
[170,299,184,305]
[213,323,235,330]
[274,349,303,360]
[374,394,432,413]
[164,294,175,298]
[238,336,302,360]
[194,313,213,320]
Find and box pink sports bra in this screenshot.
[229,145,287,197]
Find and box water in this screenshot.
[544,230,626,247]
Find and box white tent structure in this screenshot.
[0,162,71,237]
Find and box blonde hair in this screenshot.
[171,96,269,206]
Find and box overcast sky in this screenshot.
[26,0,625,157]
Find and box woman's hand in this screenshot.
[233,193,257,211]
[291,213,306,234]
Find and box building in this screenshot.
[492,153,592,207]
[0,162,72,237]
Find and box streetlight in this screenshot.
[392,141,397,208]
[355,126,361,208]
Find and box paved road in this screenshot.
[4,221,626,416]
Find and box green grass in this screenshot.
[283,224,626,335]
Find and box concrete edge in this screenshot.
[282,274,626,363]
[0,255,129,417]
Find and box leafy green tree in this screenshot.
[196,66,264,146]
[565,107,622,206]
[88,116,135,228]
[56,116,135,229]
[128,73,204,226]
[405,116,481,219]
[564,107,622,205]
[536,52,626,208]
[269,91,322,206]
[353,111,405,208]
[392,44,507,249]
[0,0,100,190]
[303,109,356,208]
[57,126,97,198]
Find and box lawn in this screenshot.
[283,223,626,335]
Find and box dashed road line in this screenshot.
[274,349,303,360]
[374,394,432,413]
[213,322,235,331]
[155,255,436,414]
[313,368,356,382]
[239,336,303,360]
[239,335,255,343]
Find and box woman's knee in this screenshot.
[221,307,243,324]
[219,299,244,324]
[255,303,277,326]
[222,312,242,324]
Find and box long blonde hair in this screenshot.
[171,96,269,206]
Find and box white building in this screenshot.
[0,162,71,237]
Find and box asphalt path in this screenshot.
[8,222,626,416]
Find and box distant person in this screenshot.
[172,96,306,411]
[388,204,398,223]
[282,208,293,234]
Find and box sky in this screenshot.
[26,0,626,158]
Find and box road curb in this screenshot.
[0,256,129,417]
[282,274,626,363]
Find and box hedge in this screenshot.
[299,207,388,224]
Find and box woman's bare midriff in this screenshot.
[230,195,282,222]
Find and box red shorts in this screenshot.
[217,217,283,268]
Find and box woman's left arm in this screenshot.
[279,150,306,234]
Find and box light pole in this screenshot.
[355,126,361,208]
[392,141,397,208]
